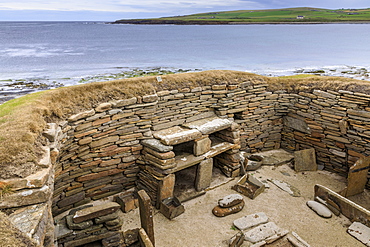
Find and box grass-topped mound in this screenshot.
[114,7,370,24]
[0,70,369,179]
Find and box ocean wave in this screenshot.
[0,47,83,58]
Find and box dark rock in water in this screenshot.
[218,194,244,208]
[212,200,244,217]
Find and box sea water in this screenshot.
[0,22,370,99]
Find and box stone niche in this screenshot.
[141,114,241,205]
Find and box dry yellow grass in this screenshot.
[0,70,368,179]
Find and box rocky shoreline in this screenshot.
[111,20,370,25]
[1,65,369,105]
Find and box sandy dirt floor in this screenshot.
[121,164,369,247]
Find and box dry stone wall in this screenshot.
[52,81,284,215]
[2,75,370,246]
[281,90,370,187]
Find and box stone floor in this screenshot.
[120,163,369,246]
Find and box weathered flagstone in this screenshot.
[153,126,202,146]
[182,117,232,135]
[195,158,213,191]
[9,203,49,243]
[65,215,93,230]
[68,109,95,122]
[269,179,300,197]
[141,139,173,153]
[294,148,317,172]
[341,157,370,197]
[234,212,269,230]
[283,116,311,134]
[0,184,52,209]
[347,222,370,246]
[218,194,244,208]
[1,165,52,191]
[72,202,120,224]
[244,222,284,243]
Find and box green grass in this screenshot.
[0,91,46,119]
[115,7,370,24]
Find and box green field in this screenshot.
[114,7,370,24]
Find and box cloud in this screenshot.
[0,0,369,21]
[0,0,264,13]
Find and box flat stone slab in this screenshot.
[73,202,120,224]
[9,203,48,241]
[218,194,244,208]
[234,212,269,230]
[153,126,202,146]
[141,139,173,153]
[306,200,332,218]
[166,153,205,173]
[248,149,294,166]
[269,179,300,197]
[283,116,311,134]
[182,117,232,135]
[244,222,283,243]
[294,148,317,172]
[0,165,52,191]
[0,184,52,209]
[203,140,237,159]
[348,222,370,246]
[343,157,370,197]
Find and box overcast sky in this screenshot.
[0,0,369,21]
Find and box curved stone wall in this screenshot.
[1,74,370,246]
[52,81,284,216]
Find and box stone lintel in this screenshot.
[141,139,173,153]
[153,126,202,146]
[72,202,120,224]
[182,117,232,135]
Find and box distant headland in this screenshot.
[111,7,370,25]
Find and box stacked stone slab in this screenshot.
[53,97,154,216]
[138,115,240,203]
[56,202,124,247]
[0,123,60,247]
[281,90,370,187]
[4,75,370,245]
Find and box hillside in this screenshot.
[113,7,370,24]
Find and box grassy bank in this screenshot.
[113,7,370,24]
[0,70,369,179]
